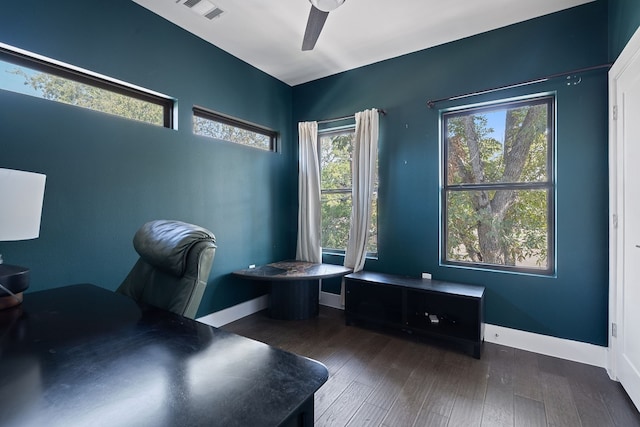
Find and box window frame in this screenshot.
[0,43,175,128]
[192,106,278,152]
[318,124,379,257]
[440,94,556,275]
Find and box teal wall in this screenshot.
[609,0,640,60]
[294,1,610,345]
[0,0,296,316]
[0,0,618,345]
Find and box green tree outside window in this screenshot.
[443,96,554,273]
[320,129,378,255]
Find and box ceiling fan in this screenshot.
[302,0,346,51]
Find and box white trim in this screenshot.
[484,324,608,370]
[197,294,269,327]
[319,291,607,369]
[608,24,640,383]
[319,290,344,309]
[608,55,620,381]
[197,291,343,327]
[199,291,608,371]
[0,41,173,100]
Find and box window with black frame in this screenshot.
[319,127,378,256]
[193,106,277,152]
[441,95,555,274]
[0,44,174,128]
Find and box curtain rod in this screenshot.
[316,108,386,124]
[426,63,611,108]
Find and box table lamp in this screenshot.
[0,168,46,310]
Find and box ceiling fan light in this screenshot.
[309,0,345,13]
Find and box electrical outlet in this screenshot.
[422,272,432,279]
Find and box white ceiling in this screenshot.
[132,0,594,87]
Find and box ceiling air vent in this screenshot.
[204,8,223,20]
[177,0,224,20]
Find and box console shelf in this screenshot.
[344,271,485,358]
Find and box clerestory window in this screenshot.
[0,43,174,128]
[193,106,277,152]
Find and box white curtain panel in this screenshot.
[296,121,322,263]
[344,108,379,272]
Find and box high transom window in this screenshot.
[0,43,174,128]
[193,106,277,151]
[441,95,555,274]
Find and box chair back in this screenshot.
[117,220,216,319]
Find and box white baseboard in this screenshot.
[197,292,341,327]
[197,294,269,327]
[199,290,608,370]
[318,291,607,369]
[319,290,343,309]
[484,324,607,369]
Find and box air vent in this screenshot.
[205,8,223,20]
[177,0,224,20]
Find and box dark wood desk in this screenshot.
[233,261,352,320]
[0,284,328,427]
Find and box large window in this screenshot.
[193,106,277,151]
[0,43,174,128]
[319,127,378,255]
[441,95,554,274]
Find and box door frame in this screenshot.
[608,25,640,381]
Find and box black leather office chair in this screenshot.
[117,220,216,319]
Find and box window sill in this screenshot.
[322,251,379,261]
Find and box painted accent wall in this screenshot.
[0,0,295,316]
[0,0,624,346]
[293,1,610,345]
[609,0,640,61]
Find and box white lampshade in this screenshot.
[0,168,46,241]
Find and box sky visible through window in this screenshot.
[443,96,553,273]
[0,54,170,127]
[0,59,39,97]
[485,110,506,144]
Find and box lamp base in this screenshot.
[0,264,30,310]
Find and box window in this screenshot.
[319,127,378,255]
[0,43,174,128]
[193,106,277,151]
[441,95,554,274]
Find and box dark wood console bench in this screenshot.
[344,271,485,358]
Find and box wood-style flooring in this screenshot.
[222,306,640,427]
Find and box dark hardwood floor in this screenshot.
[222,306,640,427]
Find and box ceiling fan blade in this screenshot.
[302,5,329,51]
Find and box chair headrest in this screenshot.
[133,220,216,277]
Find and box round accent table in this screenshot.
[233,260,352,320]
